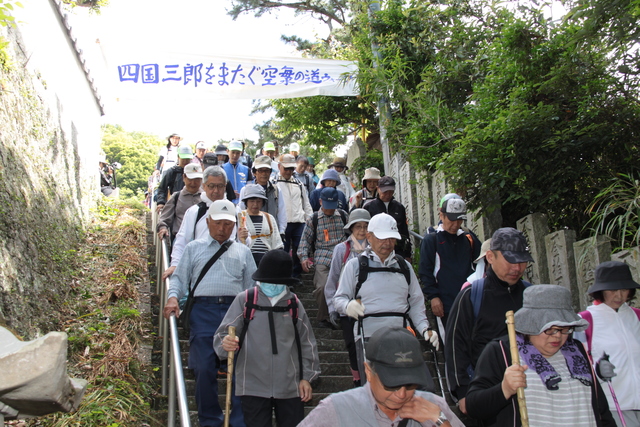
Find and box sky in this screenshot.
[71,0,330,147]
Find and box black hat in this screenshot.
[252,250,300,286]
[365,326,434,390]
[490,227,534,264]
[587,261,640,294]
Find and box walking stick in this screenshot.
[600,353,628,427]
[506,310,529,427]
[224,326,236,427]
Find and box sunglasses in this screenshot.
[543,327,574,336]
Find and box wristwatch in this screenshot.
[434,411,448,426]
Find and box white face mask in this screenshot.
[260,282,287,298]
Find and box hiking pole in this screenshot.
[224,326,236,427]
[506,310,529,427]
[599,353,627,427]
[430,343,446,397]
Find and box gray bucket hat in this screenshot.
[344,209,371,232]
[514,285,589,335]
[587,261,640,294]
[241,184,267,203]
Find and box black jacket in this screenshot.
[419,228,480,314]
[466,336,615,427]
[156,166,185,205]
[445,267,526,400]
[363,197,412,259]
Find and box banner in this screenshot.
[114,52,358,100]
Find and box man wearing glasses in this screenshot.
[163,166,241,280]
[445,227,534,416]
[299,326,463,426]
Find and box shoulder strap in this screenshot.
[355,254,369,298]
[579,310,594,354]
[194,201,208,237]
[310,211,319,254]
[339,209,348,226]
[239,286,260,349]
[633,307,640,321]
[394,254,411,285]
[342,240,351,265]
[470,278,486,320]
[180,241,233,331]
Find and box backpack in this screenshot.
[238,286,303,381]
[194,201,208,237]
[579,307,640,356]
[310,210,348,254]
[354,254,414,330]
[469,277,533,320]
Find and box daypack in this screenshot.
[238,286,303,381]
[579,307,640,356]
[354,254,414,330]
[310,209,348,254]
[469,277,533,320]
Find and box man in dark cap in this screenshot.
[298,326,463,426]
[363,176,413,261]
[444,227,534,416]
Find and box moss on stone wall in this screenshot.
[0,38,89,339]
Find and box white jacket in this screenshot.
[238,210,283,252]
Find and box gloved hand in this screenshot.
[346,299,365,319]
[596,353,616,381]
[329,311,341,329]
[424,329,440,351]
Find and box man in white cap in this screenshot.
[164,199,256,427]
[333,213,439,384]
[262,141,279,180]
[222,140,252,204]
[191,141,208,168]
[157,163,203,246]
[419,197,480,330]
[277,153,313,277]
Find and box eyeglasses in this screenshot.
[543,327,574,336]
[351,224,368,231]
[205,183,226,191]
[381,383,419,392]
[283,167,295,171]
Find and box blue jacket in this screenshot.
[222,162,250,204]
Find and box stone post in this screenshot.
[517,213,550,285]
[416,171,435,234]
[399,159,417,232]
[573,236,612,311]
[545,230,578,309]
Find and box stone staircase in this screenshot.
[147,238,467,425]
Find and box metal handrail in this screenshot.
[152,201,190,427]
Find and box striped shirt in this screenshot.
[524,350,597,427]
[167,236,257,301]
[297,210,348,267]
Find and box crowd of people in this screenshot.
[153,134,639,427]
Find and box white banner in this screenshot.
[114,52,358,100]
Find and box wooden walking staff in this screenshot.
[506,310,529,427]
[224,326,236,427]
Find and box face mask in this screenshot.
[260,282,287,298]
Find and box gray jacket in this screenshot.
[214,286,320,399]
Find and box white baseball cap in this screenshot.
[367,213,401,240]
[196,141,207,150]
[184,163,203,179]
[208,200,237,222]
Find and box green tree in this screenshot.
[101,124,164,199]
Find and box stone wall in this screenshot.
[0,3,103,338]
[353,152,638,311]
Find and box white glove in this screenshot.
[424,329,439,351]
[346,299,365,319]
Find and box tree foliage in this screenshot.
[101,124,164,199]
[227,0,350,30]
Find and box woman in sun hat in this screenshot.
[576,261,640,427]
[466,284,615,427]
[324,208,371,387]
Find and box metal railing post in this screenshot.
[169,315,191,426]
